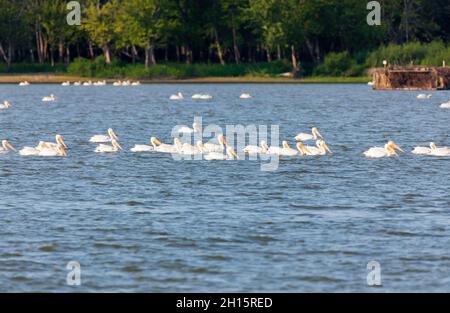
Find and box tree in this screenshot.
[0,0,29,69]
[83,0,117,63]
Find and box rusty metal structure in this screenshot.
[373,66,450,90]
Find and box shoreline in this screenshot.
[0,74,371,84]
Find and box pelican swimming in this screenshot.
[122,81,131,86]
[39,145,67,157]
[131,81,141,86]
[279,141,313,156]
[113,81,122,86]
[440,101,450,109]
[363,141,403,158]
[74,81,82,86]
[19,144,66,157]
[426,143,450,157]
[266,141,297,156]
[61,81,70,86]
[200,135,228,153]
[240,93,252,99]
[19,81,30,86]
[151,137,179,153]
[295,127,323,142]
[175,140,203,155]
[412,142,436,155]
[430,147,450,156]
[368,81,374,86]
[177,122,200,134]
[0,101,12,110]
[130,138,155,153]
[83,81,93,86]
[0,140,17,153]
[202,146,239,161]
[36,135,68,151]
[170,92,184,100]
[192,94,213,100]
[89,128,118,143]
[417,94,432,99]
[243,140,269,154]
[303,140,332,156]
[95,139,123,153]
[42,94,57,102]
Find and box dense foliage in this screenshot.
[0,0,449,77]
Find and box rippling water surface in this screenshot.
[1,83,449,292]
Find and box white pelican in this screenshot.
[89,128,118,143]
[266,141,291,155]
[39,145,67,157]
[368,81,374,86]
[279,141,312,156]
[0,101,12,110]
[38,135,68,150]
[83,81,93,86]
[61,81,70,86]
[95,139,123,153]
[42,94,57,102]
[243,140,269,154]
[74,81,82,86]
[122,81,131,86]
[19,144,66,157]
[19,146,41,156]
[296,142,312,156]
[303,140,332,156]
[192,94,213,100]
[113,81,122,86]
[201,135,228,153]
[151,137,179,154]
[363,141,403,158]
[130,138,155,153]
[0,140,17,153]
[19,81,30,86]
[430,147,450,157]
[440,101,450,109]
[412,142,436,155]
[170,93,184,100]
[175,140,203,155]
[202,146,239,161]
[93,80,106,86]
[177,122,200,134]
[428,143,450,157]
[412,142,450,156]
[131,81,141,86]
[240,93,252,99]
[417,94,432,99]
[295,127,323,142]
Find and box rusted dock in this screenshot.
[373,66,450,90]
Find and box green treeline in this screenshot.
[0,0,449,78]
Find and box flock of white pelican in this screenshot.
[60,80,140,86]
[169,92,252,100]
[1,124,449,159]
[1,86,449,159]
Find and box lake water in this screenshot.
[0,83,449,292]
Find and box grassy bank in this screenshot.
[0,73,371,84]
[0,59,371,83]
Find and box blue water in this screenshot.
[0,83,449,292]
